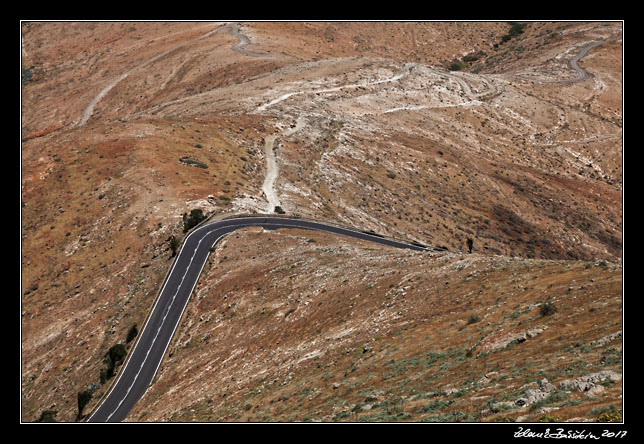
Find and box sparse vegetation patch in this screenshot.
[183,209,207,233]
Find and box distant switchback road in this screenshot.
[87,216,430,422]
[512,33,622,84]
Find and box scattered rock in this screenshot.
[526,328,543,338]
[589,331,621,347]
[179,156,208,169]
[516,389,548,406]
[363,391,383,403]
[584,385,606,398]
[535,406,560,415]
[559,370,621,392]
[480,327,546,352]
[539,378,557,394]
[515,378,557,406]
[491,401,516,412]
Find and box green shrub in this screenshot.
[22,67,34,84]
[126,323,138,343]
[498,22,527,46]
[448,61,466,71]
[590,404,618,416]
[100,367,109,384]
[35,409,57,422]
[102,343,127,381]
[537,414,562,422]
[179,156,208,168]
[422,411,466,422]
[77,389,93,419]
[540,300,557,317]
[169,236,180,256]
[530,391,568,411]
[595,405,622,423]
[493,416,516,422]
[419,399,453,413]
[109,343,127,361]
[183,209,206,233]
[507,22,526,37]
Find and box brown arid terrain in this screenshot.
[21,21,622,424]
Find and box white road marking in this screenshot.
[93,217,429,420]
[105,229,223,421]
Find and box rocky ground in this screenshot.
[127,228,622,423]
[21,21,622,423]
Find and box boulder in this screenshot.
[559,370,621,392]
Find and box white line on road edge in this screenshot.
[104,229,227,421]
[90,216,430,420]
[87,223,219,421]
[146,232,227,397]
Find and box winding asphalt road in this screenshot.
[513,33,622,84]
[564,35,621,83]
[87,216,430,422]
[220,22,276,60]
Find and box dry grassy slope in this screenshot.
[127,228,622,422]
[21,21,622,422]
[113,21,621,262]
[21,22,226,136]
[247,22,508,65]
[20,115,268,421]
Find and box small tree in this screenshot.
[169,236,180,257]
[35,409,57,422]
[183,209,206,233]
[540,299,557,317]
[466,238,474,253]
[77,389,93,420]
[449,60,466,71]
[103,343,127,380]
[108,343,127,366]
[100,368,109,384]
[126,323,138,343]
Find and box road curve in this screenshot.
[219,22,276,59]
[87,216,430,422]
[564,37,615,83]
[512,33,622,84]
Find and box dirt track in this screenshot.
[261,117,306,212]
[77,24,222,127]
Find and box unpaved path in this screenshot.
[254,64,412,113]
[262,117,306,212]
[78,22,276,127]
[77,24,221,127]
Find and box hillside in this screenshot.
[21,21,622,423]
[127,227,622,423]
